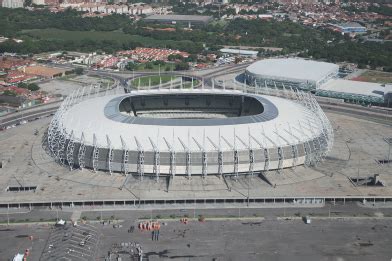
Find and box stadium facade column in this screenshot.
[107,135,114,175]
[120,136,129,176]
[66,131,75,170]
[92,134,99,172]
[135,137,144,180]
[78,133,86,169]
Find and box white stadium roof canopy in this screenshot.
[245,58,339,83]
[61,89,325,152]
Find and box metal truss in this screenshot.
[300,124,313,166]
[221,132,238,178]
[78,133,86,169]
[120,136,129,176]
[56,128,67,164]
[149,137,160,181]
[260,127,278,172]
[164,136,176,178]
[107,135,113,175]
[250,133,266,173]
[273,125,290,173]
[135,137,144,180]
[193,132,207,178]
[236,134,254,176]
[208,133,223,177]
[283,124,299,168]
[92,134,99,172]
[178,137,191,179]
[66,131,75,170]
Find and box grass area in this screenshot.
[132,63,175,72]
[131,75,177,87]
[354,70,392,84]
[130,76,199,89]
[20,28,155,45]
[18,28,199,52]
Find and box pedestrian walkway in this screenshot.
[71,210,82,221]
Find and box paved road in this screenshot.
[1,201,391,224]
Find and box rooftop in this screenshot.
[144,14,213,23]
[246,58,339,83]
[61,89,324,151]
[337,22,366,28]
[220,48,258,56]
[319,79,387,99]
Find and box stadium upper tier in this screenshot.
[244,58,339,90]
[47,88,333,177]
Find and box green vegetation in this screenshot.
[18,82,40,91]
[0,8,131,36]
[368,5,392,16]
[131,75,177,87]
[2,90,17,96]
[355,70,392,84]
[74,67,84,75]
[0,7,391,69]
[126,61,175,72]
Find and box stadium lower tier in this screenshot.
[61,135,327,176]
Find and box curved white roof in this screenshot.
[61,89,325,152]
[246,58,339,83]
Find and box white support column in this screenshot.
[66,131,75,170]
[134,137,144,180]
[178,136,191,179]
[92,134,99,172]
[57,129,67,164]
[295,121,312,166]
[193,131,207,178]
[120,136,129,176]
[207,131,223,177]
[221,132,238,178]
[283,124,300,167]
[107,135,113,175]
[78,133,86,170]
[149,137,160,182]
[164,136,176,178]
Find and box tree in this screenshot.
[74,67,84,75]
[3,90,17,96]
[145,63,154,70]
[24,0,32,7]
[125,62,137,71]
[175,62,189,71]
[168,54,184,61]
[27,83,39,91]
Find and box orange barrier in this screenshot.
[138,221,161,231]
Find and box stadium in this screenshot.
[47,87,334,178]
[244,58,339,90]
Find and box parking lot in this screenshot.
[97,217,392,261]
[1,207,392,261]
[40,222,101,261]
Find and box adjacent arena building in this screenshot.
[47,87,334,178]
[244,58,339,90]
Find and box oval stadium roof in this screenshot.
[246,58,339,83]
